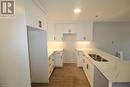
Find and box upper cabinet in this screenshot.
[47,22,93,41]
[63,24,76,33]
[75,23,93,41]
[47,23,64,41]
[47,23,55,41]
[55,24,64,41]
[25,0,47,30]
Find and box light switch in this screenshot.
[38,20,42,28]
[83,37,86,40]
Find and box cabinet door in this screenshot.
[25,0,47,30]
[55,24,64,41]
[54,52,63,67]
[48,54,55,78]
[82,55,87,73]
[47,23,93,41]
[48,23,64,41]
[81,55,84,68]
[62,24,76,34]
[86,58,94,87]
[77,51,82,67]
[76,23,93,41]
[47,23,55,41]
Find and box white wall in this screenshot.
[0,0,31,87]
[118,22,130,60]
[48,41,64,50]
[92,22,130,60]
[25,0,47,30]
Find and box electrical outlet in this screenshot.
[112,41,114,44]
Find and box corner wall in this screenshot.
[0,0,31,87]
[92,22,130,60]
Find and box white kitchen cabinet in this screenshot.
[82,55,87,74]
[48,51,63,78]
[77,51,83,67]
[78,50,94,87]
[75,23,93,41]
[25,0,47,30]
[48,53,55,78]
[55,24,64,41]
[47,23,64,41]
[86,57,94,87]
[82,55,94,87]
[55,24,76,41]
[63,24,76,33]
[47,22,93,41]
[47,23,55,41]
[54,51,63,67]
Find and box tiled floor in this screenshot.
[32,63,90,87]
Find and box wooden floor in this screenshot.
[32,63,91,87]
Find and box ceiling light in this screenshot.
[74,8,81,13]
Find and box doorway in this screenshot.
[63,33,77,63]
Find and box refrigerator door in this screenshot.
[28,30,48,83]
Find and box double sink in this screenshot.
[88,54,108,62]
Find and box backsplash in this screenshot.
[76,41,93,48]
[48,41,64,50]
[48,41,94,50]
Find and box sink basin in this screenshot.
[88,54,108,62]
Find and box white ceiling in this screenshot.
[39,0,130,22]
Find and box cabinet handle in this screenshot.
[87,64,89,69]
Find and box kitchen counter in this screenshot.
[48,48,63,78]
[77,48,130,83]
[48,48,63,57]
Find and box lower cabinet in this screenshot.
[77,51,83,67]
[48,51,63,78]
[93,66,109,87]
[82,55,87,74]
[78,51,130,87]
[48,53,55,78]
[54,51,63,67]
[79,51,94,87]
[86,57,94,87]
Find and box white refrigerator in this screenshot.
[27,27,49,83]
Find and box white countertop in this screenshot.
[77,48,130,83]
[48,48,63,57]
